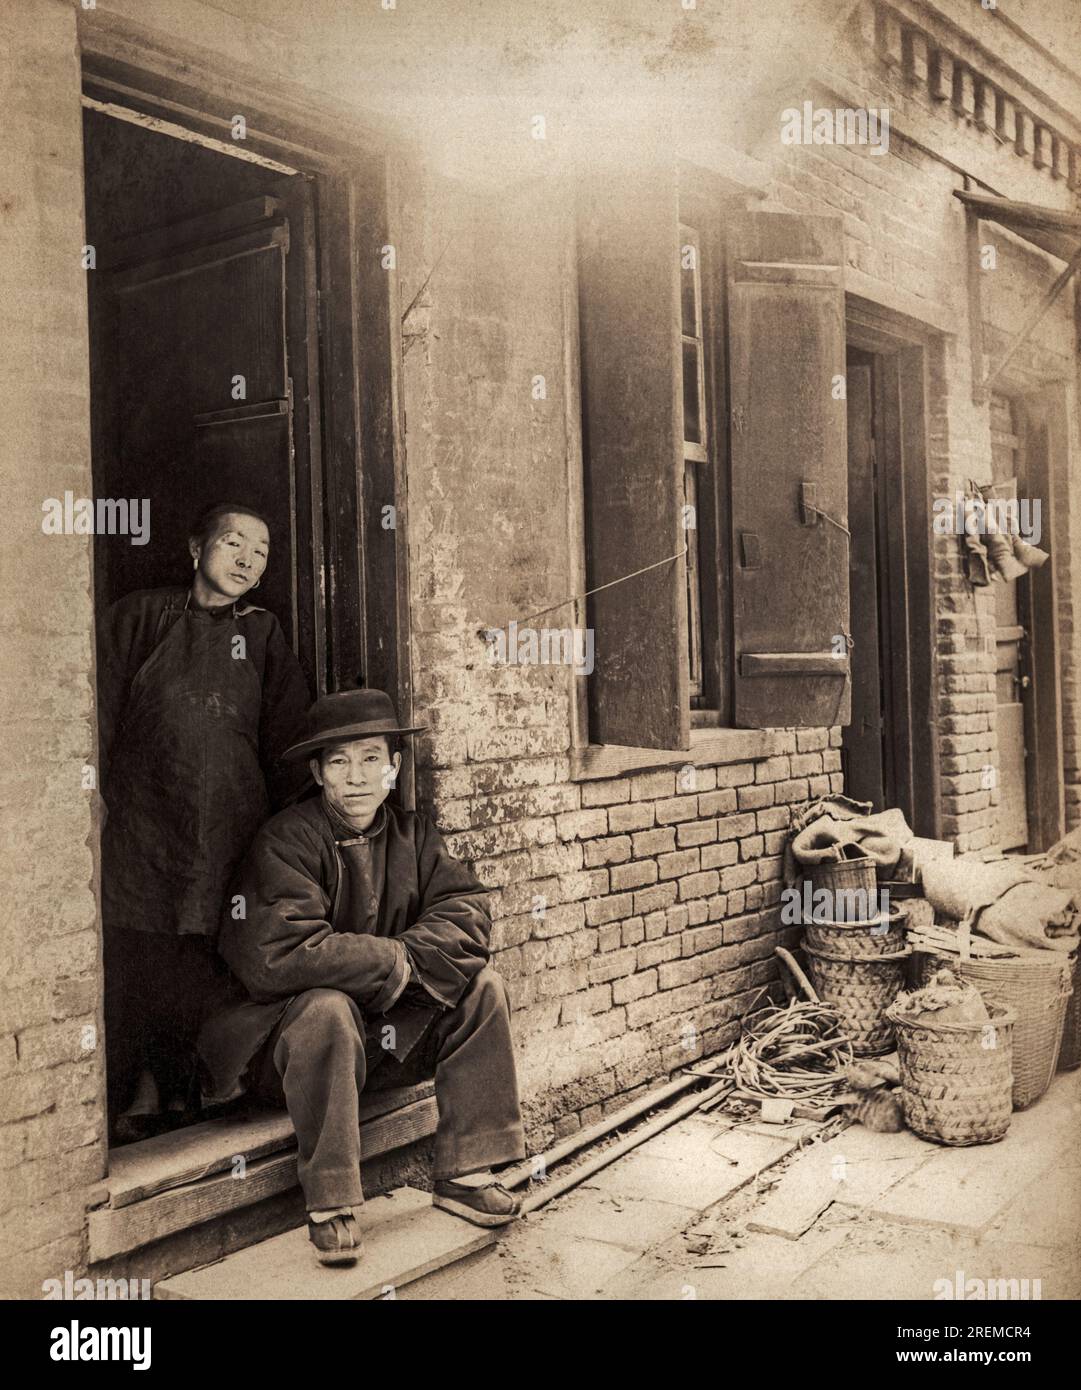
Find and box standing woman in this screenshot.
[98,504,311,1141]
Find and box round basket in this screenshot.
[886,999,1016,1146]
[803,905,908,959]
[910,949,1072,1109]
[807,854,877,903]
[803,945,909,1055]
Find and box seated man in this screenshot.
[197,688,527,1266]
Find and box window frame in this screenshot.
[678,182,733,728]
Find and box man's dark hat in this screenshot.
[283,688,426,761]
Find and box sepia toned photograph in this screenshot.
[2,0,1080,1348]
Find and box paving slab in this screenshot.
[156,1187,497,1300]
[863,1125,1073,1234]
[745,1164,838,1239]
[981,1157,1081,1249]
[503,1228,644,1299]
[689,1223,855,1300]
[790,1221,1081,1301]
[791,1221,978,1300]
[584,1129,795,1210]
[528,1186,696,1252]
[637,1114,736,1161]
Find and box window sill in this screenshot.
[570,728,787,782]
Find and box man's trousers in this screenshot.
[249,965,527,1211]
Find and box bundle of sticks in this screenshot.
[730,999,855,1103]
[906,920,1019,960]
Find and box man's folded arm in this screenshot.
[220,833,407,1011]
[396,818,493,1009]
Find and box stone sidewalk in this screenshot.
[482,1070,1081,1300]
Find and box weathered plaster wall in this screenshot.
[0,0,107,1300]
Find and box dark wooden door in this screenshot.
[842,352,885,809]
[91,185,323,693]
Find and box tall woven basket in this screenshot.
[1058,953,1081,1072]
[803,946,909,1055]
[912,950,1072,1109]
[886,1000,1016,1146]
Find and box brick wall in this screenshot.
[0,0,107,1300]
[439,737,842,1144]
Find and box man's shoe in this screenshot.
[432,1179,521,1227]
[307,1212,362,1266]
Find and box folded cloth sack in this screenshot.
[1025,826,1081,899]
[921,857,1078,953]
[784,794,914,885]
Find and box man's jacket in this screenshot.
[197,794,491,1104]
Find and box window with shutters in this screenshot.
[577,169,851,757]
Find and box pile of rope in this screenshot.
[730,1000,854,1103]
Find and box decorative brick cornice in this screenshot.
[867,0,1081,191]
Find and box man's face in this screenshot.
[311,735,401,831]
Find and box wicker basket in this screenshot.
[803,945,909,1055]
[886,999,1016,1146]
[1059,954,1081,1072]
[910,950,1072,1109]
[803,906,908,959]
[807,852,878,905]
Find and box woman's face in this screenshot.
[192,513,270,601]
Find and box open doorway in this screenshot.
[988,390,1064,853]
[84,103,328,1143]
[84,104,325,692]
[841,317,936,837]
[79,70,415,1231]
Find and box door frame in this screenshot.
[79,44,415,796]
[845,299,938,837]
[997,384,1067,851]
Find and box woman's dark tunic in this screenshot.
[98,586,311,937]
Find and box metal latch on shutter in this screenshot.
[739,531,761,569]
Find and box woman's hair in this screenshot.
[189,502,271,551]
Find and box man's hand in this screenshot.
[398,960,445,1011]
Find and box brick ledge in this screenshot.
[570,729,787,782]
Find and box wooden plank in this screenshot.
[102,194,285,270]
[91,1095,438,1261]
[739,652,850,677]
[107,1083,435,1208]
[155,1187,498,1301]
[193,398,288,428]
[112,223,289,292]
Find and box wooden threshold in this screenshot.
[91,1083,436,1263]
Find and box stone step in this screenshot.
[155,1187,501,1300]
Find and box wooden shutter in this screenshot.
[578,166,689,749]
[727,211,851,729]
